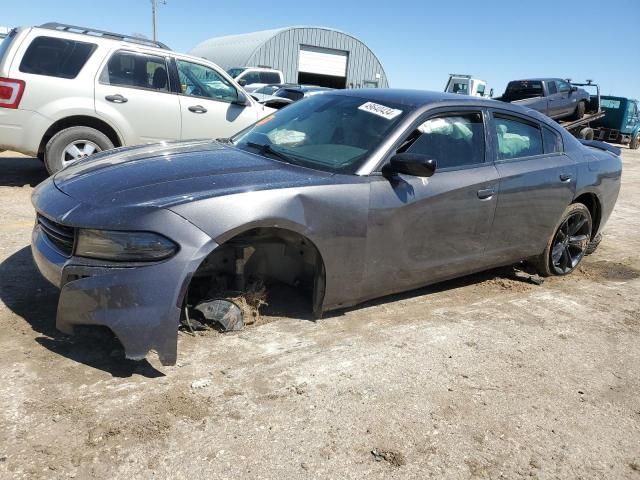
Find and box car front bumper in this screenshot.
[31,179,217,365]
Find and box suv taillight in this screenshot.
[0,77,25,109]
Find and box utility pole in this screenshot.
[150,0,166,41]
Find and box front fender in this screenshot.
[169,182,371,310]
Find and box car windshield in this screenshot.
[227,67,245,78]
[233,94,410,174]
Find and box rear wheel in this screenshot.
[533,203,592,276]
[44,126,114,174]
[573,101,586,120]
[630,132,640,150]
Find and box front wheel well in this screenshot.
[186,227,326,320]
[573,193,601,238]
[38,116,122,158]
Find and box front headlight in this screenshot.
[75,229,178,262]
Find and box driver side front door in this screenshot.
[173,58,259,140]
[363,109,500,300]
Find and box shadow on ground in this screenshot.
[0,155,48,187]
[0,246,163,378]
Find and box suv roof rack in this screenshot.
[39,22,171,50]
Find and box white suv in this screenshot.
[0,23,274,173]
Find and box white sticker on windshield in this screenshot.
[358,102,402,120]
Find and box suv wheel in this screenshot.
[630,132,640,150]
[44,126,114,174]
[573,101,586,120]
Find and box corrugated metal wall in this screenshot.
[191,27,388,88]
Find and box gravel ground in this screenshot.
[0,148,638,479]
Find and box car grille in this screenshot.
[37,215,75,257]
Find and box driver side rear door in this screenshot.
[363,108,500,299]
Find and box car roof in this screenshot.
[328,88,558,124]
[508,78,565,82]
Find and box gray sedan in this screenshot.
[31,90,622,365]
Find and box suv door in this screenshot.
[95,50,180,144]
[173,58,259,140]
[486,111,575,263]
[364,109,500,298]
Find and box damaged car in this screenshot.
[31,89,622,365]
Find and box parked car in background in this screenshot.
[591,96,640,149]
[251,84,334,109]
[495,78,591,121]
[444,74,492,97]
[0,23,274,173]
[31,90,621,365]
[227,66,284,92]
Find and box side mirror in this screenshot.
[570,86,578,93]
[233,90,251,107]
[382,153,436,178]
[489,88,494,97]
[238,79,247,87]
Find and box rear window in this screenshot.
[494,115,544,160]
[601,99,621,109]
[505,81,543,101]
[101,51,169,92]
[543,127,564,153]
[19,36,96,79]
[260,72,281,84]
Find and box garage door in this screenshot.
[298,46,348,77]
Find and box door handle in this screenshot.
[105,94,128,103]
[188,105,208,113]
[559,174,572,182]
[477,188,495,200]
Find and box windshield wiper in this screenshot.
[216,137,233,144]
[245,141,302,166]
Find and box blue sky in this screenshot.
[3,0,638,97]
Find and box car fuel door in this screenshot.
[363,110,499,299]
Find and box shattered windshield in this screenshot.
[233,94,410,174]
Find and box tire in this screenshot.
[585,232,602,256]
[630,132,640,150]
[578,127,594,140]
[533,203,592,277]
[573,101,586,120]
[44,126,114,175]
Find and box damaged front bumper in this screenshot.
[31,180,217,365]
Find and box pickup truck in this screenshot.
[495,78,590,121]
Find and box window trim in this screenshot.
[373,107,490,174]
[542,125,565,155]
[98,49,174,95]
[489,110,547,163]
[19,35,97,80]
[173,57,240,104]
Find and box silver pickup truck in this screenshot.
[496,78,590,121]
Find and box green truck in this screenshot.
[591,96,640,149]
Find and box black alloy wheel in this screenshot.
[550,210,591,274]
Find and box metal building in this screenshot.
[190,26,388,89]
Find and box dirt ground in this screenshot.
[0,148,639,480]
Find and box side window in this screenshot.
[494,116,544,160]
[557,80,571,93]
[102,51,169,91]
[542,127,564,154]
[260,72,281,84]
[547,81,558,94]
[403,112,485,169]
[20,36,96,79]
[175,59,237,103]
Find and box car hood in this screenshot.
[53,140,334,208]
